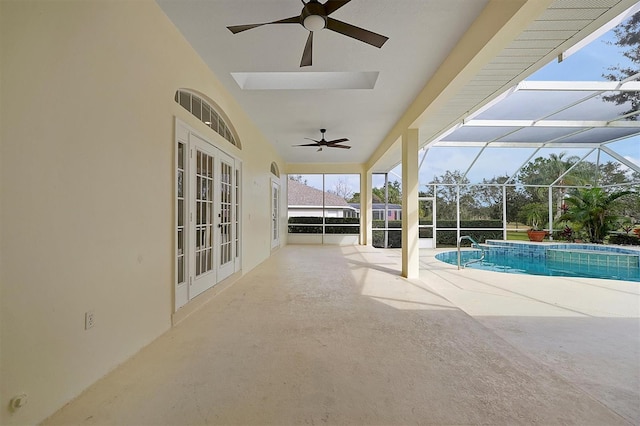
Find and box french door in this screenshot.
[176,124,240,310]
[271,179,280,249]
[217,150,235,281]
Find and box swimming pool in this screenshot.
[435,240,640,282]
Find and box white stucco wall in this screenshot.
[0,1,285,424]
[288,208,347,218]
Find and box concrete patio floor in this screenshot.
[44,245,639,425]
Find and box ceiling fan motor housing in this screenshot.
[302,1,327,31]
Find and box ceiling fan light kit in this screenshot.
[227,0,388,67]
[303,14,325,31]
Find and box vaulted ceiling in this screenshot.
[157,0,638,171]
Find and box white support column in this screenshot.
[361,170,373,245]
[402,129,419,279]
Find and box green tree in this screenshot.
[372,180,401,205]
[559,187,634,243]
[602,11,640,118]
[518,152,589,219]
[431,171,475,221]
[598,161,629,187]
[518,202,547,230]
[470,175,527,221]
[591,161,639,222]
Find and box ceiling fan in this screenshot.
[294,129,350,151]
[227,0,389,67]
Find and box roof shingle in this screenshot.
[287,179,350,207]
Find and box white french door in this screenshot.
[271,179,280,249]
[176,123,239,310]
[190,138,217,298]
[217,150,235,281]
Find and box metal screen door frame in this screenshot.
[418,196,436,249]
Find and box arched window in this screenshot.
[174,89,241,148]
[270,162,280,177]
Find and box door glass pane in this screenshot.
[236,169,240,259]
[178,144,184,169]
[177,170,183,198]
[219,161,233,267]
[179,92,191,112]
[178,198,184,226]
[192,96,202,120]
[178,257,184,284]
[202,103,211,127]
[176,142,186,286]
[195,150,215,277]
[272,184,279,241]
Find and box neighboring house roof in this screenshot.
[288,180,351,208]
[349,203,402,210]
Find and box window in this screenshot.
[287,174,360,236]
[270,162,280,177]
[174,90,240,148]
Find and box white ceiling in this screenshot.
[156,0,638,169]
[157,0,489,164]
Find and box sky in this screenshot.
[297,9,640,193]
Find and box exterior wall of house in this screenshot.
[0,1,286,424]
[288,208,350,218]
[372,209,402,220]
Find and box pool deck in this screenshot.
[44,245,639,425]
[421,247,640,424]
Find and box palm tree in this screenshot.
[543,152,591,220]
[519,152,591,221]
[559,188,634,243]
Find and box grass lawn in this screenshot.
[507,230,531,241]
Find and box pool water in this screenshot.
[435,241,640,282]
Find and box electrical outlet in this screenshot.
[85,311,95,330]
